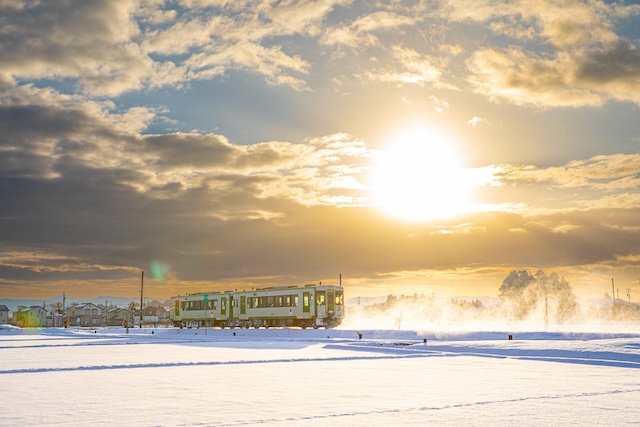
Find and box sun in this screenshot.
[371,125,472,222]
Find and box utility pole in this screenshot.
[611,278,615,314]
[62,292,66,328]
[626,288,631,305]
[544,297,549,330]
[140,271,144,328]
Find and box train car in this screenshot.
[169,291,231,328]
[169,283,344,329]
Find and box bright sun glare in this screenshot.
[372,125,472,222]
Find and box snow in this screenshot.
[1,326,639,426]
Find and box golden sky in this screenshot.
[1,0,640,301]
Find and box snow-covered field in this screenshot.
[2,325,639,426]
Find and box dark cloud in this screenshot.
[575,40,640,83]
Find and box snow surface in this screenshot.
[1,325,639,426]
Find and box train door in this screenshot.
[303,291,311,314]
[240,296,246,316]
[327,291,335,314]
[316,291,326,319]
[221,297,227,316]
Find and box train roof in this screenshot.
[170,283,343,299]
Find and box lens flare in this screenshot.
[150,260,171,280]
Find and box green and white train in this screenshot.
[169,283,344,329]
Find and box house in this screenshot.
[141,306,168,325]
[105,307,132,326]
[0,305,9,324]
[12,306,47,328]
[66,303,103,327]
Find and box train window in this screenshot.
[276,296,283,307]
[303,294,309,308]
[336,292,344,305]
[293,295,299,307]
[284,295,291,307]
[267,296,275,307]
[316,291,325,305]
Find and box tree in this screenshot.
[499,269,577,321]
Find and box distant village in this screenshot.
[0,300,171,328]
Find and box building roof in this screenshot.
[16,306,45,313]
[75,303,100,309]
[0,305,9,311]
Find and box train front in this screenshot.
[314,284,345,328]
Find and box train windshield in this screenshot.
[335,291,344,305]
[316,291,325,305]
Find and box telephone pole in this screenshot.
[140,270,144,328]
[611,278,615,314]
[62,292,66,327]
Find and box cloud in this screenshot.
[0,0,155,96]
[360,46,445,87]
[467,41,640,107]
[468,116,488,127]
[0,75,378,204]
[446,0,621,47]
[0,0,351,95]
[498,153,640,191]
[467,48,602,107]
[573,41,640,104]
[455,1,640,107]
[321,10,416,47]
[0,96,374,291]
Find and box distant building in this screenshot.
[142,306,168,325]
[66,303,103,327]
[12,306,47,328]
[0,305,9,324]
[105,307,132,327]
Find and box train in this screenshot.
[169,283,344,329]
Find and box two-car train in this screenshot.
[169,283,344,329]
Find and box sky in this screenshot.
[1,0,640,300]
